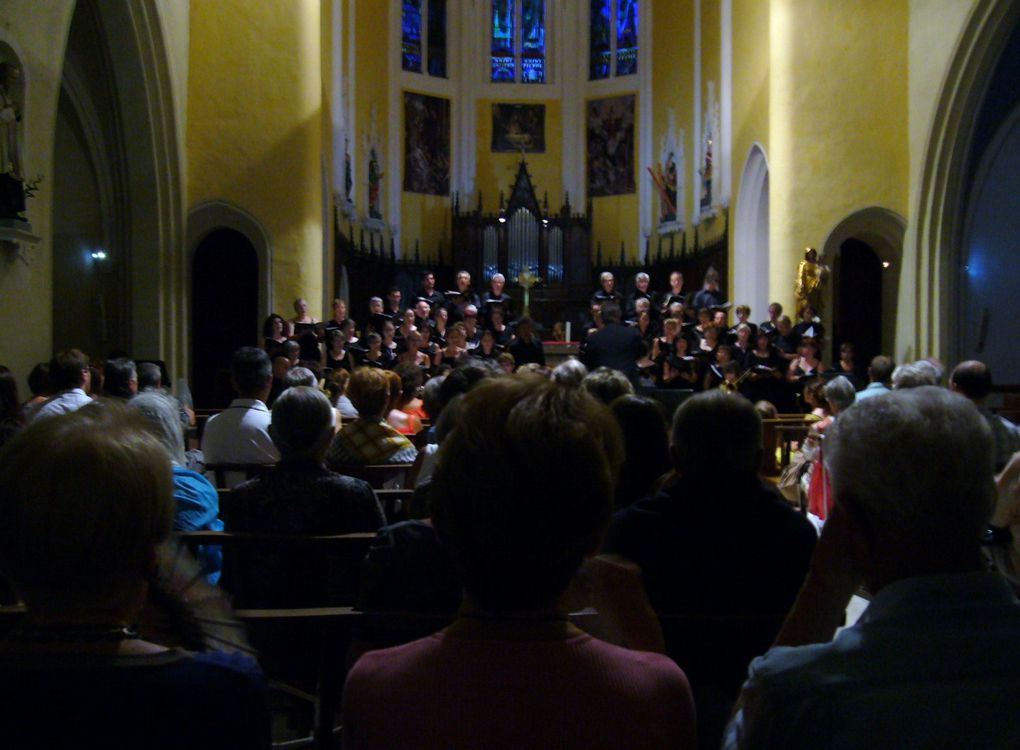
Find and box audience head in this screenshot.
[127,390,186,467]
[0,403,175,614]
[270,386,335,460]
[283,366,317,390]
[824,375,856,415]
[49,349,90,392]
[672,389,762,480]
[282,340,301,363]
[803,377,827,412]
[582,367,635,405]
[393,362,423,407]
[27,363,50,397]
[324,368,351,406]
[231,347,273,400]
[754,400,778,420]
[552,358,589,387]
[600,301,623,325]
[347,367,391,419]
[950,360,993,402]
[0,369,21,423]
[137,362,162,390]
[103,358,138,400]
[827,387,994,586]
[431,378,623,614]
[868,355,894,385]
[892,361,938,390]
[610,394,671,509]
[422,374,446,421]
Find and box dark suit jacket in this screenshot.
[581,322,646,378]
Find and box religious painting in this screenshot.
[404,92,450,196]
[491,103,545,153]
[700,81,721,217]
[0,43,27,222]
[586,94,635,197]
[648,109,684,234]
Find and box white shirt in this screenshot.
[30,388,93,422]
[200,398,279,486]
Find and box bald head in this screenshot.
[950,360,992,402]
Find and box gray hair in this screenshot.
[552,358,589,387]
[892,362,938,390]
[600,271,614,283]
[582,367,634,405]
[269,386,335,458]
[823,375,856,414]
[283,366,317,389]
[827,387,994,545]
[128,390,186,466]
[422,375,446,420]
[635,272,650,284]
[635,297,651,313]
[491,273,505,283]
[369,296,383,306]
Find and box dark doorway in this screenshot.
[834,238,882,369]
[191,229,259,408]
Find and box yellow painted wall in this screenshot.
[651,0,695,257]
[698,0,726,248]
[188,0,324,318]
[769,0,910,316]
[352,0,389,234]
[476,99,563,214]
[0,1,75,388]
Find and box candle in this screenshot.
[565,322,572,343]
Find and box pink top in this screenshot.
[342,630,697,749]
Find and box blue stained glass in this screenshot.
[616,0,639,76]
[491,0,515,82]
[521,0,545,83]
[428,0,447,77]
[589,0,612,80]
[402,0,423,73]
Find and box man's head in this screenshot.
[431,378,623,614]
[231,347,273,401]
[892,362,938,390]
[283,366,317,390]
[490,273,506,296]
[635,272,650,293]
[768,302,782,320]
[950,360,992,403]
[137,362,162,390]
[456,270,471,291]
[103,358,138,400]
[600,301,623,325]
[49,349,90,392]
[670,271,684,291]
[827,387,994,586]
[672,390,762,479]
[415,299,432,320]
[368,296,383,314]
[703,269,720,290]
[600,271,615,294]
[868,355,894,385]
[387,287,402,310]
[269,386,335,461]
[0,403,174,614]
[422,271,436,289]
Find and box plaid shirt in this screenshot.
[327,418,418,466]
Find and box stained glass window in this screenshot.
[589,0,612,80]
[427,0,447,77]
[616,0,638,76]
[520,0,546,84]
[589,0,637,79]
[402,0,423,73]
[491,0,515,82]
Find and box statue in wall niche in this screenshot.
[795,246,830,317]
[368,145,383,220]
[0,61,26,222]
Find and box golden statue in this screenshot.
[795,247,828,316]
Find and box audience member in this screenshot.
[343,377,697,749]
[0,403,270,748]
[324,368,359,419]
[326,368,417,466]
[31,349,93,421]
[137,361,163,390]
[103,358,138,400]
[725,387,1018,749]
[582,366,635,405]
[232,386,384,535]
[388,362,425,435]
[892,360,939,390]
[855,354,894,401]
[200,347,280,486]
[950,360,1020,472]
[20,362,51,422]
[610,394,672,509]
[0,367,23,448]
[282,366,317,389]
[551,358,589,387]
[128,390,223,582]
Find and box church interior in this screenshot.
[1,0,1019,397]
[4,2,1020,748]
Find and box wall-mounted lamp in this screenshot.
[881,260,891,269]
[90,249,108,261]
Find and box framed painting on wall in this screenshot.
[491,103,545,153]
[586,94,635,197]
[404,92,450,195]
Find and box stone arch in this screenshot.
[733,143,769,319]
[822,206,905,361]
